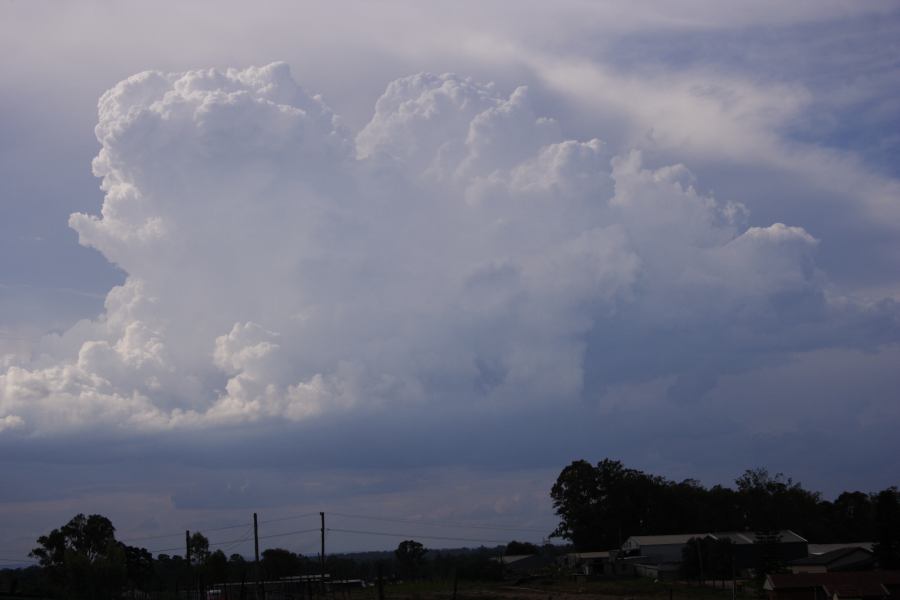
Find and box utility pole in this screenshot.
[696,540,705,587]
[254,512,261,599]
[731,556,736,600]
[320,512,326,587]
[185,529,192,597]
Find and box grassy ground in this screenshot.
[363,577,755,600]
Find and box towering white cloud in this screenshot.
[0,63,896,435]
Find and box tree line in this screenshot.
[0,514,512,599]
[550,458,900,568]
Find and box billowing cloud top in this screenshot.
[0,63,896,436]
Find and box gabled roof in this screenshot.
[497,554,538,564]
[624,530,806,548]
[809,543,874,555]
[567,551,610,559]
[715,530,807,545]
[625,533,708,546]
[791,547,873,567]
[765,571,900,596]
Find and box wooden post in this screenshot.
[320,512,326,588]
[376,563,384,600]
[254,513,262,600]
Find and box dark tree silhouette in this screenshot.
[187,531,210,566]
[29,513,125,599]
[261,548,303,580]
[505,541,540,555]
[874,487,900,568]
[395,540,427,579]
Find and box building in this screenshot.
[560,551,611,576]
[764,571,900,600]
[620,530,808,578]
[493,554,555,577]
[789,546,876,574]
[621,533,709,563]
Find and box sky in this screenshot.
[2,0,900,563]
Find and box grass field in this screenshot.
[363,577,756,600]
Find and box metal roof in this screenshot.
[790,546,872,566]
[808,542,873,555]
[765,571,900,597]
[624,530,807,548]
[714,530,807,545]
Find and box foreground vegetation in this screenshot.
[2,459,897,599]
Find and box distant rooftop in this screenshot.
[808,542,873,555]
[624,530,806,547]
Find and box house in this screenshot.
[713,530,809,572]
[621,533,708,563]
[789,547,876,574]
[764,571,900,600]
[621,530,808,577]
[620,534,709,580]
[493,554,554,577]
[560,551,611,576]
[809,544,874,556]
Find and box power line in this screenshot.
[328,511,547,534]
[259,528,319,541]
[147,531,255,557]
[121,513,317,545]
[217,529,253,554]
[259,512,319,526]
[326,527,510,545]
[119,532,184,543]
[0,557,38,564]
[146,525,319,556]
[121,520,252,544]
[145,544,184,555]
[203,522,257,534]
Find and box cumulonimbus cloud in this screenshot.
[1,62,896,435]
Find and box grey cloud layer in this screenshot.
[1,63,896,436]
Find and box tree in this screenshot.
[120,543,153,590]
[735,468,821,534]
[551,459,668,550]
[394,540,427,579]
[29,513,126,599]
[681,537,734,582]
[550,459,605,549]
[830,492,874,541]
[873,487,900,568]
[505,541,539,555]
[261,548,302,580]
[205,550,229,584]
[188,532,210,566]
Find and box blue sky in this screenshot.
[1,0,899,562]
